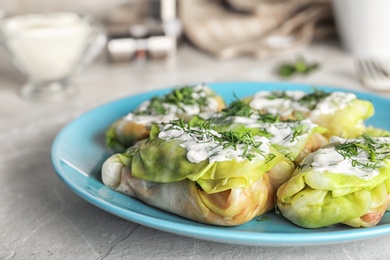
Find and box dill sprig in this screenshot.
[135,85,211,115]
[221,98,253,118]
[291,124,305,142]
[282,123,306,143]
[215,130,265,161]
[265,89,331,111]
[335,134,390,170]
[257,113,280,123]
[221,99,280,122]
[298,89,330,110]
[163,119,274,162]
[134,96,167,115]
[193,119,214,130]
[165,86,209,111]
[265,153,276,164]
[266,91,291,100]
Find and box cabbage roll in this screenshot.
[102,120,294,226]
[106,84,226,152]
[193,99,328,164]
[277,135,390,228]
[244,89,374,138]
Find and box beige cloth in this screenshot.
[179,0,335,59]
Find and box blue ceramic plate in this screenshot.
[51,82,390,246]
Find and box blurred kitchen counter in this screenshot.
[1,42,390,260]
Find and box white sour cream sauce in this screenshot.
[0,13,92,82]
[123,113,178,125]
[158,124,271,163]
[309,92,356,120]
[232,116,317,147]
[249,91,309,116]
[248,91,356,118]
[126,84,219,125]
[302,136,390,180]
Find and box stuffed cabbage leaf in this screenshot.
[102,120,294,226]
[277,135,390,228]
[244,89,374,138]
[191,99,328,164]
[106,84,226,152]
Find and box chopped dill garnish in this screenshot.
[264,88,331,111]
[221,98,253,118]
[257,113,280,123]
[220,97,280,125]
[265,153,276,164]
[162,119,275,162]
[218,130,241,150]
[266,91,291,100]
[198,120,214,130]
[282,123,305,143]
[164,86,209,110]
[276,57,320,77]
[291,124,305,142]
[134,96,167,115]
[134,85,212,115]
[335,135,390,170]
[298,89,330,110]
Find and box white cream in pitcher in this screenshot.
[0,12,91,82]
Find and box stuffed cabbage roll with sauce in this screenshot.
[102,120,294,226]
[244,89,374,138]
[193,99,328,164]
[277,135,390,228]
[106,84,226,152]
[190,100,328,189]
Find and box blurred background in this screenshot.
[0,0,340,100]
[1,0,390,100]
[0,0,337,65]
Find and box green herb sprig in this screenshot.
[281,123,306,143]
[335,134,390,170]
[291,124,305,142]
[221,98,253,118]
[164,119,275,162]
[135,85,212,115]
[265,89,330,111]
[257,113,281,124]
[266,91,291,100]
[298,89,330,110]
[277,57,320,78]
[165,86,209,111]
[220,97,281,124]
